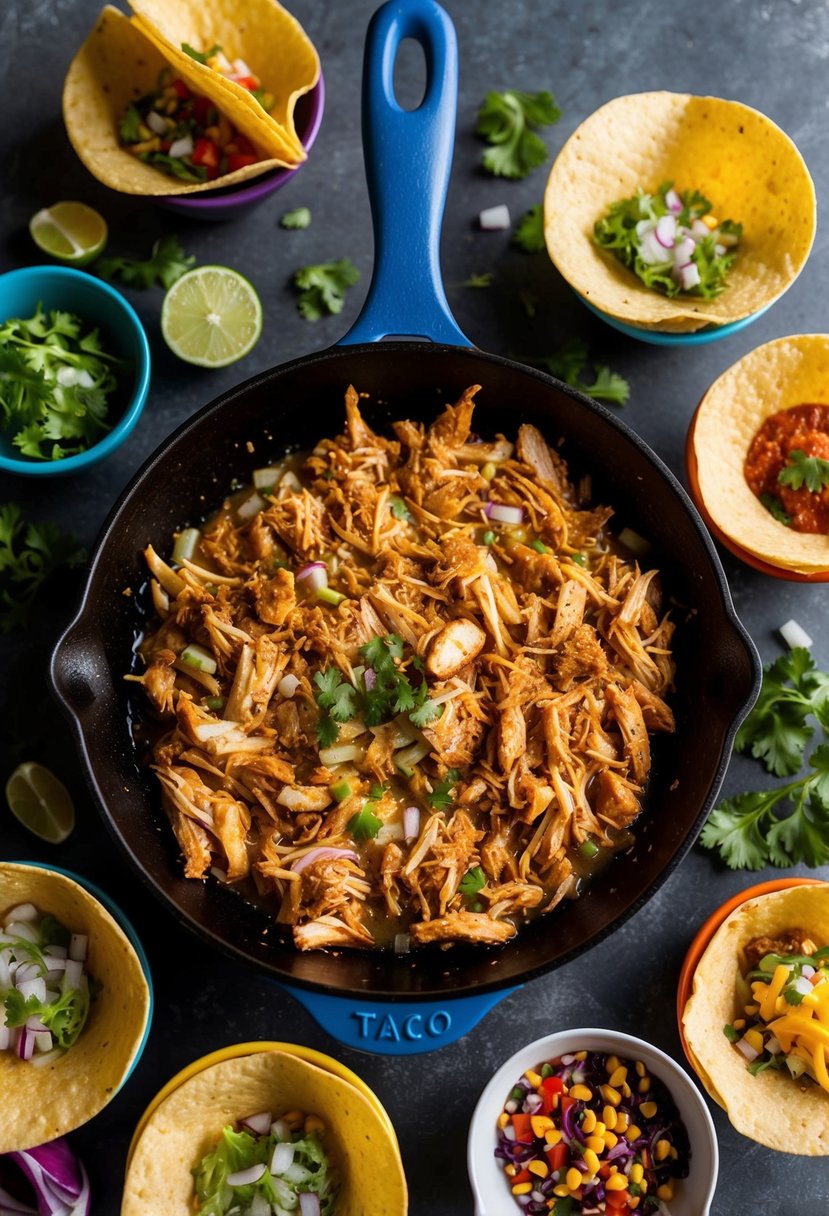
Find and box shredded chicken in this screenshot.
[131,387,675,951]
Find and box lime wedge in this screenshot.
[29,202,108,266]
[5,762,76,844]
[161,266,263,368]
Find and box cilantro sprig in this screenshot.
[428,768,461,811]
[313,668,359,747]
[515,338,630,406]
[701,648,829,869]
[476,90,561,179]
[97,235,196,290]
[280,207,311,230]
[293,259,360,320]
[512,203,546,253]
[778,449,829,494]
[0,503,86,632]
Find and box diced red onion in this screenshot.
[736,1037,759,1062]
[9,1142,90,1215]
[169,135,194,159]
[0,1025,10,1051]
[560,1053,575,1064]
[664,188,682,213]
[296,562,328,592]
[504,1099,518,1114]
[278,674,300,698]
[292,847,359,874]
[25,1016,49,1034]
[485,501,524,525]
[4,904,38,925]
[691,218,710,238]
[241,1111,272,1135]
[403,805,421,841]
[673,236,695,265]
[364,667,377,690]
[69,934,87,963]
[654,214,676,248]
[13,963,40,985]
[524,1092,543,1113]
[802,964,816,979]
[18,1029,34,1061]
[227,1163,267,1188]
[270,1141,295,1175]
[479,204,511,230]
[677,261,701,291]
[299,1194,321,1216]
[638,228,670,265]
[779,619,813,650]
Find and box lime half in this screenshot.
[6,762,76,844]
[29,201,108,266]
[161,266,263,368]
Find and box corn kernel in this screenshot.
[481,461,497,481]
[545,1128,562,1146]
[606,1174,628,1191]
[655,1139,672,1162]
[581,1109,597,1133]
[283,1110,305,1130]
[657,1183,675,1201]
[529,1160,549,1178]
[512,1182,532,1196]
[553,1185,570,1198]
[626,1124,642,1141]
[504,1163,518,1177]
[601,1085,622,1106]
[670,1146,679,1160]
[574,1051,588,1061]
[744,1028,764,1053]
[304,1114,325,1135]
[639,1178,649,1194]
[732,1018,746,1030]
[745,1003,759,1015]
[702,213,718,230]
[569,1084,593,1101]
[620,1082,632,1099]
[629,1163,644,1185]
[603,1131,619,1150]
[640,1101,658,1120]
[585,1135,605,1153]
[629,1200,640,1210]
[593,1121,606,1137]
[566,1167,583,1192]
[602,1105,618,1130]
[635,1060,647,1077]
[497,1112,509,1129]
[583,1149,600,1176]
[638,1077,651,1094]
[525,1069,543,1088]
[531,1115,554,1137]
[608,1065,628,1088]
[606,1055,621,1074]
[614,1112,629,1134]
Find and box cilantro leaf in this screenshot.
[464,273,494,288]
[119,103,144,144]
[778,449,829,494]
[428,768,461,811]
[280,207,311,230]
[476,90,561,179]
[408,698,444,729]
[580,365,630,406]
[552,1199,578,1216]
[348,803,382,841]
[389,495,410,521]
[515,339,629,406]
[760,493,792,526]
[293,259,360,320]
[181,42,222,65]
[97,235,196,290]
[0,503,86,631]
[512,203,546,253]
[313,668,358,745]
[735,648,829,776]
[459,865,486,898]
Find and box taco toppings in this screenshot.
[0,903,92,1063]
[181,44,274,113]
[724,928,829,1093]
[495,1050,690,1213]
[119,70,262,184]
[744,405,829,534]
[593,182,741,299]
[193,1108,338,1216]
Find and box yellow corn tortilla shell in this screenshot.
[129,0,319,163]
[544,92,816,333]
[682,884,829,1155]
[121,1050,408,1215]
[692,334,829,575]
[0,862,151,1152]
[63,7,294,197]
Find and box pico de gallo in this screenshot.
[744,404,829,534]
[119,70,263,184]
[495,1050,690,1214]
[180,43,275,114]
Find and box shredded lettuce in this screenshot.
[193,1123,338,1215]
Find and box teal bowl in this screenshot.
[580,295,775,347]
[0,265,151,477]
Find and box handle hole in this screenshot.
[392,37,427,111]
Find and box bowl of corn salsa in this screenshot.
[468,1028,718,1216]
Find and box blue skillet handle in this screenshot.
[340,0,472,347]
[281,984,520,1055]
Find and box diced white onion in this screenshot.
[786,1055,808,1078]
[146,110,167,135]
[664,188,682,213]
[394,933,411,954]
[779,619,813,650]
[227,1164,267,1188]
[4,904,38,925]
[17,978,46,1004]
[479,203,511,230]
[62,959,83,991]
[69,933,88,962]
[278,674,300,698]
[271,1141,295,1175]
[765,1035,781,1055]
[654,214,676,248]
[299,1194,321,1216]
[236,491,267,521]
[172,528,201,564]
[34,1031,53,1053]
[5,921,38,944]
[253,466,283,489]
[232,57,253,76]
[296,562,328,592]
[677,261,701,291]
[169,135,194,159]
[404,805,420,841]
[271,1119,292,1142]
[318,743,362,767]
[241,1110,272,1135]
[376,822,405,845]
[485,501,524,525]
[279,471,302,493]
[736,1037,759,1062]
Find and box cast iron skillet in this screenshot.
[51,0,760,1053]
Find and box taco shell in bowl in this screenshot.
[689,334,829,576]
[63,7,297,196]
[129,0,319,163]
[122,1050,408,1215]
[0,862,151,1152]
[682,884,829,1155]
[544,92,816,333]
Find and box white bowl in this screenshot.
[467,1028,718,1216]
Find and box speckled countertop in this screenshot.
[1,1,828,1212]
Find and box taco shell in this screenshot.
[63,7,294,196]
[0,862,151,1152]
[122,1050,408,1215]
[682,884,829,1154]
[691,334,829,575]
[544,92,816,333]
[128,0,319,163]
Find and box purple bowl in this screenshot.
[158,72,324,221]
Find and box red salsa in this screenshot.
[744,404,829,534]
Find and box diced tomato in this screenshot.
[511,1169,532,1185]
[234,74,259,91]
[228,152,259,173]
[560,1094,577,1117]
[191,95,215,126]
[192,137,220,179]
[606,1189,631,1210]
[541,1075,565,1096]
[171,78,191,100]
[545,1142,568,1172]
[233,134,257,156]
[510,1114,534,1144]
[539,1074,564,1113]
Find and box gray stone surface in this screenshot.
[1,0,828,1212]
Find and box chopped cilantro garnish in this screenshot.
[280,207,312,230]
[313,668,358,745]
[512,203,546,253]
[118,103,144,143]
[181,42,222,65]
[476,90,561,179]
[458,865,486,898]
[760,492,792,526]
[293,259,360,320]
[722,1023,741,1043]
[0,503,86,631]
[429,768,461,811]
[464,272,494,288]
[408,698,444,728]
[778,449,829,494]
[97,235,196,290]
[515,338,630,405]
[347,803,382,841]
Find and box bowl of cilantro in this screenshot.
[0,265,151,477]
[543,92,816,346]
